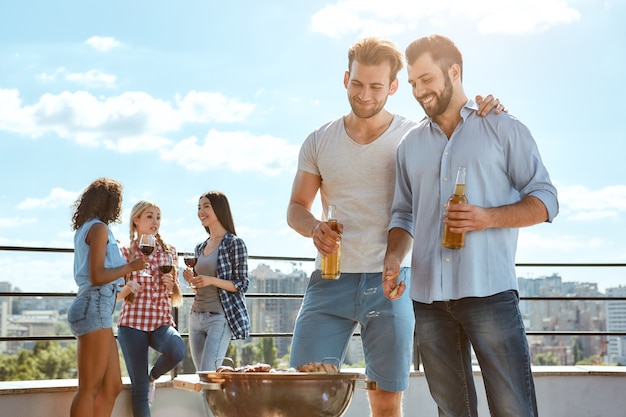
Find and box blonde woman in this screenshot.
[117,200,185,416]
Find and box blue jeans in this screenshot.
[117,325,185,417]
[189,311,233,371]
[413,290,538,417]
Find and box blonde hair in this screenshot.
[126,200,183,307]
[348,37,404,84]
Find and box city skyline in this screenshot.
[3,265,625,365]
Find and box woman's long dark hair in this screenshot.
[201,191,237,236]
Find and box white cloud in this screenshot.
[0,217,37,228]
[566,210,619,222]
[519,229,605,252]
[0,89,34,134]
[558,184,626,221]
[37,67,116,88]
[176,91,255,123]
[65,70,117,88]
[0,88,259,153]
[475,1,580,35]
[85,36,121,52]
[0,88,296,176]
[36,67,66,83]
[164,130,299,176]
[311,0,580,38]
[17,187,77,210]
[514,183,626,264]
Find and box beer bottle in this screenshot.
[321,205,341,279]
[442,166,468,249]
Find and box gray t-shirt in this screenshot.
[191,247,224,313]
[298,114,416,272]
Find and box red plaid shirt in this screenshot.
[118,241,177,331]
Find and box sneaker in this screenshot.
[148,380,156,407]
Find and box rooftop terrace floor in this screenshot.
[2,366,626,416]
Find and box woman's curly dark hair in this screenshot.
[71,178,123,230]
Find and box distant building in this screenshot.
[519,274,605,365]
[2,272,624,369]
[0,282,13,353]
[0,282,71,354]
[606,286,626,364]
[248,263,309,358]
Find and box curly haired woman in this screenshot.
[67,178,145,417]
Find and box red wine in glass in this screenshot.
[160,252,175,294]
[160,252,174,274]
[138,234,156,276]
[140,245,155,256]
[183,250,198,284]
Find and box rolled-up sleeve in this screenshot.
[388,140,415,235]
[507,122,559,223]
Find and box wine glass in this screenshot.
[160,252,175,294]
[183,249,198,288]
[183,249,197,270]
[138,234,156,277]
[160,252,174,274]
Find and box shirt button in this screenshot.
[445,258,450,262]
[443,177,448,182]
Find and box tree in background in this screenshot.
[572,337,585,364]
[239,337,278,367]
[257,336,277,367]
[0,341,76,381]
[225,341,239,367]
[241,342,257,366]
[533,352,560,366]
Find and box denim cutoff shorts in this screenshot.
[290,268,414,392]
[68,284,117,337]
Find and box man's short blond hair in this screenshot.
[348,37,404,84]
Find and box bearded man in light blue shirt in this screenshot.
[383,34,558,417]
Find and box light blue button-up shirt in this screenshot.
[389,100,558,303]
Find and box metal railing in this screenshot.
[2,245,626,342]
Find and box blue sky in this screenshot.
[1,0,625,293]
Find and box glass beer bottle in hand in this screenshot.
[321,205,341,279]
[442,166,468,249]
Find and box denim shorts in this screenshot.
[68,284,117,337]
[290,269,414,392]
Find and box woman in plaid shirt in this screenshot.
[117,200,186,416]
[182,191,251,371]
